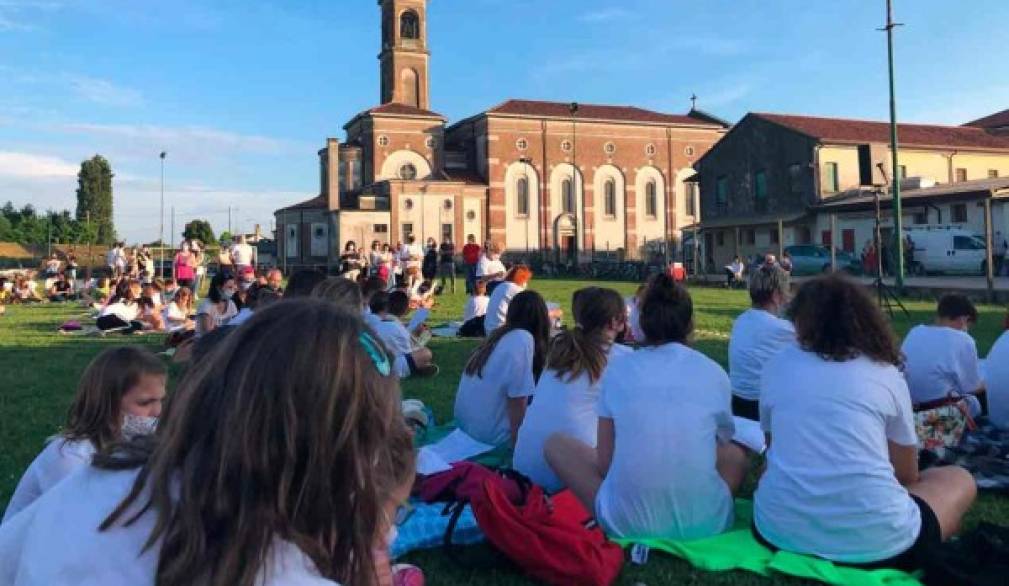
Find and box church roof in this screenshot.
[486,99,723,127]
[965,108,1009,130]
[754,112,1009,151]
[275,195,327,213]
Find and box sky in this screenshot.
[1,0,1007,244]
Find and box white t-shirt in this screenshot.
[901,325,983,412]
[463,295,490,323]
[374,316,413,357]
[99,301,140,322]
[454,329,537,446]
[728,309,796,401]
[196,299,238,336]
[514,344,632,493]
[754,346,921,563]
[0,467,338,586]
[105,249,118,267]
[483,281,524,334]
[476,256,506,279]
[162,302,189,325]
[984,331,1009,429]
[400,244,424,270]
[595,343,735,541]
[2,438,95,524]
[231,243,254,266]
[627,298,645,343]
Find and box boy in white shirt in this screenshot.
[370,290,436,378]
[728,265,795,420]
[476,246,507,291]
[901,294,985,416]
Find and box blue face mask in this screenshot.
[221,289,235,301]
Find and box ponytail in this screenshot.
[545,287,626,384]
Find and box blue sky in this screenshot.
[1,0,1007,243]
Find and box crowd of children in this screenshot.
[6,247,1009,584]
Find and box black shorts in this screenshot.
[752,495,942,572]
[732,395,760,421]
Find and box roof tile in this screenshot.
[488,99,722,127]
[965,108,1009,130]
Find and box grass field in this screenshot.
[2,279,1008,585]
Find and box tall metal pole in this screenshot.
[883,0,904,287]
[159,152,166,271]
[570,102,579,264]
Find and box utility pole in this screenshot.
[159,151,167,273]
[171,206,175,252]
[228,206,232,234]
[86,211,92,282]
[881,0,904,288]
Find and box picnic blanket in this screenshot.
[923,418,1009,492]
[415,423,512,469]
[390,500,484,559]
[615,500,922,586]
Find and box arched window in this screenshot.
[645,181,657,218]
[399,163,417,180]
[400,10,420,40]
[561,179,574,214]
[604,179,617,217]
[517,177,530,217]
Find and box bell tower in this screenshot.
[379,0,430,110]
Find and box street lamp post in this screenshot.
[569,102,579,264]
[159,151,166,275]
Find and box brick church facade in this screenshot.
[275,0,729,269]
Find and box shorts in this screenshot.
[752,495,942,572]
[732,395,759,422]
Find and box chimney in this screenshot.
[326,138,341,211]
[254,224,261,241]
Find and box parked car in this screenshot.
[906,227,988,275]
[784,245,861,276]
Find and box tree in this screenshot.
[75,155,116,245]
[183,219,215,247]
[218,230,234,247]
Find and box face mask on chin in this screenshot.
[122,413,158,440]
[240,281,253,291]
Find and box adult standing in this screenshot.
[476,244,507,294]
[191,241,206,299]
[105,243,118,278]
[400,236,424,294]
[422,238,438,283]
[340,241,365,282]
[462,234,481,295]
[114,243,128,278]
[173,241,197,291]
[439,236,457,294]
[217,241,234,274]
[231,234,255,274]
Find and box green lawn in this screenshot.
[1,280,1008,585]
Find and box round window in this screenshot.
[516,138,529,151]
[443,198,453,210]
[377,135,390,147]
[399,163,418,180]
[466,210,476,221]
[404,198,414,210]
[645,144,657,156]
[604,142,616,155]
[560,140,572,153]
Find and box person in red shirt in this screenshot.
[462,234,482,295]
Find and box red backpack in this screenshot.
[471,480,624,586]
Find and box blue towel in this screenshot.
[390,500,485,559]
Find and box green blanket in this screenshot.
[614,501,923,586]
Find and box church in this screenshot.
[274,0,729,270]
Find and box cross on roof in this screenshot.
[690,94,698,110]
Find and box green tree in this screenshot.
[218,230,233,247]
[183,219,215,246]
[75,155,116,245]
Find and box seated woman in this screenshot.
[2,346,165,523]
[97,281,145,333]
[13,276,42,304]
[514,287,630,492]
[162,286,195,331]
[195,271,238,337]
[483,265,533,334]
[454,290,551,446]
[546,273,749,542]
[754,274,976,569]
[728,265,795,421]
[0,299,417,586]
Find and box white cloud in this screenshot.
[0,0,61,32]
[0,151,78,178]
[68,76,144,107]
[579,8,632,23]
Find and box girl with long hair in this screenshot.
[2,346,166,523]
[514,287,629,492]
[454,290,551,446]
[195,271,238,336]
[753,274,976,569]
[547,273,749,542]
[162,286,195,331]
[0,300,416,586]
[97,280,145,333]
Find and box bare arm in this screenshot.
[596,417,615,477]
[197,313,215,334]
[888,441,920,487]
[507,397,528,447]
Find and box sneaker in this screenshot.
[392,564,425,586]
[414,364,439,378]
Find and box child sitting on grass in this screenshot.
[371,289,438,379]
[2,346,166,522]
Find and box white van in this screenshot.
[906,226,988,275]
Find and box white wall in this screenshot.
[634,166,666,245]
[593,164,626,252]
[378,149,433,181]
[548,163,584,248]
[398,192,457,244]
[503,161,542,251]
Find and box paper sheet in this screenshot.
[425,428,495,464]
[416,447,453,475]
[732,416,766,454]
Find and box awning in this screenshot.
[699,211,809,230]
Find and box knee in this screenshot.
[412,347,433,364]
[544,433,572,466]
